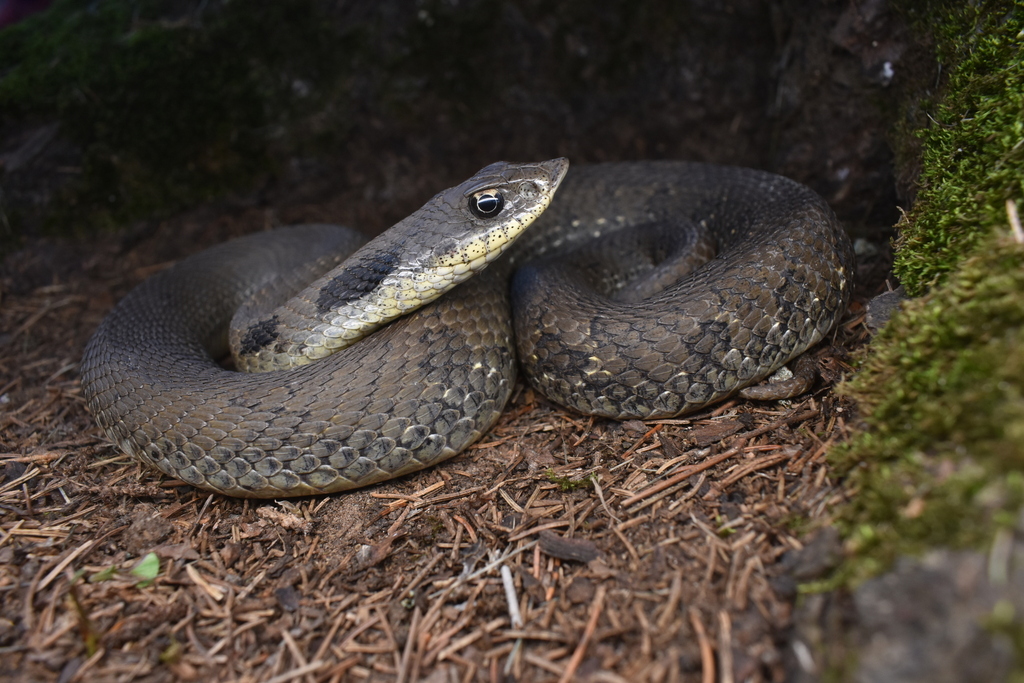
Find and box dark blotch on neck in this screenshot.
[314,250,400,313]
[238,314,280,356]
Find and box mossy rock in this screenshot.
[830,0,1024,588]
[890,1,1024,295]
[837,234,1024,581]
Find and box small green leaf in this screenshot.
[131,552,160,586]
[159,638,182,664]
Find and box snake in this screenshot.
[81,160,854,498]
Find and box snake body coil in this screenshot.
[81,161,853,497]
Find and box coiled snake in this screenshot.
[81,160,854,497]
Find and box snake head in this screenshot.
[424,158,570,273]
[253,159,571,365]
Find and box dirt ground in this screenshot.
[0,1,911,681]
[0,215,876,681]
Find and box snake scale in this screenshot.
[81,160,854,497]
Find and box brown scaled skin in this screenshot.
[81,160,853,498]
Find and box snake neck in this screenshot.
[230,159,569,372]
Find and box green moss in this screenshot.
[0,0,351,236]
[891,2,1024,295]
[836,235,1024,581]
[985,597,1024,673]
[828,0,1024,586]
[545,470,595,492]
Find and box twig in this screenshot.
[500,565,523,628]
[740,409,819,440]
[38,540,96,591]
[715,452,790,490]
[1007,198,1024,243]
[621,440,747,508]
[262,661,326,683]
[190,494,215,537]
[427,540,536,599]
[718,610,734,683]
[400,551,444,597]
[621,424,663,460]
[689,608,715,683]
[655,571,684,630]
[592,477,620,525]
[396,606,421,683]
[67,646,106,683]
[558,584,606,683]
[334,613,381,653]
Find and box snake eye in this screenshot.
[469,190,504,218]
